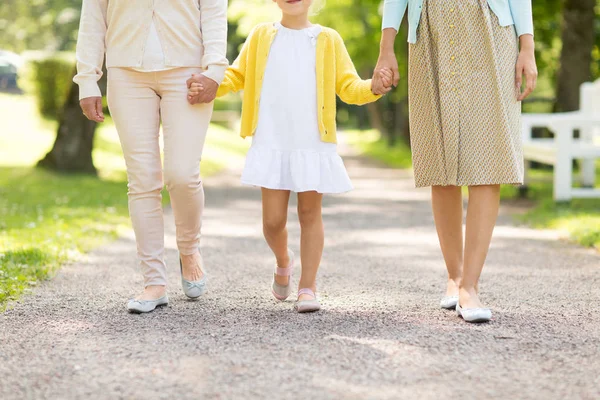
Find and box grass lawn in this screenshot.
[501,170,600,250]
[0,92,247,309]
[346,129,600,250]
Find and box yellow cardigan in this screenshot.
[216,23,381,144]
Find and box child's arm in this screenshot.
[333,32,383,105]
[188,30,252,100]
[215,46,248,98]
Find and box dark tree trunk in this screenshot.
[366,101,385,134]
[554,0,596,112]
[37,65,107,174]
[396,97,410,146]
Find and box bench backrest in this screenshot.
[580,79,600,115]
[580,80,600,140]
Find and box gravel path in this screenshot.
[1,147,599,400]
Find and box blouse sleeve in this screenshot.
[381,0,408,32]
[73,0,108,100]
[508,0,534,37]
[199,0,229,84]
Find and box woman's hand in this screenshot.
[515,34,538,102]
[186,74,218,105]
[80,96,104,123]
[371,68,394,95]
[372,28,400,95]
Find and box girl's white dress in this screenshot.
[240,23,353,194]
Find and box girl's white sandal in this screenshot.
[295,288,321,313]
[272,249,294,301]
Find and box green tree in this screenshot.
[2,0,598,168]
[0,0,81,53]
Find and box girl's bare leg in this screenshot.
[261,188,292,286]
[297,191,324,300]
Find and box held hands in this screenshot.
[371,68,394,95]
[372,49,400,95]
[186,73,219,105]
[80,96,104,123]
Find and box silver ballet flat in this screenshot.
[456,301,492,323]
[440,295,459,309]
[127,295,169,313]
[179,252,207,299]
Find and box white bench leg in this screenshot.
[581,159,595,187]
[580,126,596,187]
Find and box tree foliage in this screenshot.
[0,0,81,53]
[1,0,598,152]
[227,0,599,142]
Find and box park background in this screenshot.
[0,0,598,309]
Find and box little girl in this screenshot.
[189,0,392,312]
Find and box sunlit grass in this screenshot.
[501,168,600,250]
[0,92,246,308]
[0,167,130,306]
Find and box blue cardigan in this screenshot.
[382,0,534,43]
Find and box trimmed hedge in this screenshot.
[20,54,74,119]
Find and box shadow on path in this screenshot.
[1,151,599,399]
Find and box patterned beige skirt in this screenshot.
[408,0,523,187]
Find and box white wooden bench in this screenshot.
[522,80,600,201]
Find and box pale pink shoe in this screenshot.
[295,288,321,313]
[272,249,294,301]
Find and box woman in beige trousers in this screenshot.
[74,0,228,313]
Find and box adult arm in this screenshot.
[73,0,108,121]
[510,0,537,101]
[374,28,401,93]
[199,0,228,85]
[188,25,251,103]
[372,0,407,92]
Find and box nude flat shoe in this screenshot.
[456,301,492,323]
[127,295,169,313]
[272,249,294,301]
[295,288,321,313]
[179,251,207,299]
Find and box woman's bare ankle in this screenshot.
[458,286,484,309]
[446,277,461,297]
[137,285,166,301]
[180,251,204,281]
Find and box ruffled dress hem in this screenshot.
[240,145,353,194]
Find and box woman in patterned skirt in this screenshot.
[373,0,538,322]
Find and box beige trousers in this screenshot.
[107,67,213,287]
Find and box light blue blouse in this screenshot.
[382,0,534,43]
